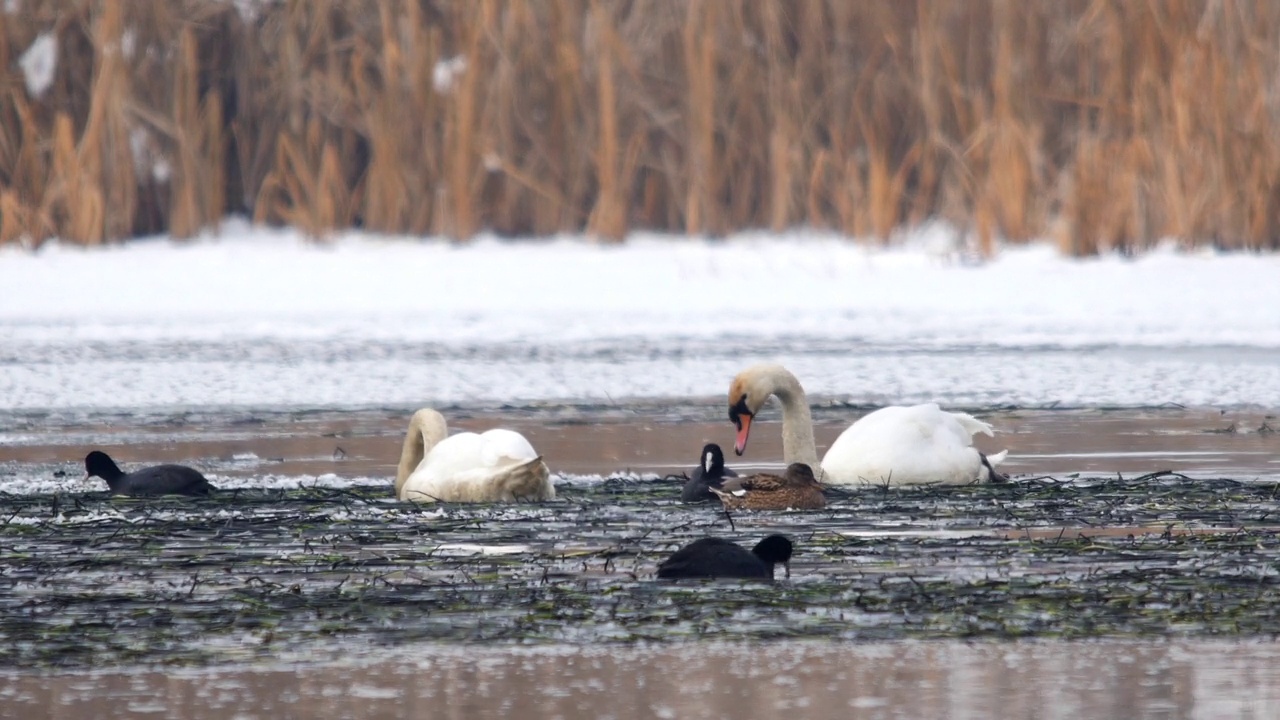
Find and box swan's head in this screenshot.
[700,443,724,474]
[728,365,784,456]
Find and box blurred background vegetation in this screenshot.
[2,0,1278,254]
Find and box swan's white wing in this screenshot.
[401,429,550,502]
[822,404,994,486]
[419,432,485,480]
[404,457,551,503]
[477,429,539,468]
[940,408,995,440]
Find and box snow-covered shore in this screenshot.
[2,221,1278,409]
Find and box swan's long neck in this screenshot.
[766,368,821,469]
[395,409,448,494]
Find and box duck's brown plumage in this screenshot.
[711,462,826,510]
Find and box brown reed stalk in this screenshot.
[585,0,624,242]
[681,0,718,236]
[0,92,49,245]
[199,88,226,235]
[439,0,488,240]
[910,0,943,227]
[546,0,586,232]
[983,0,1035,248]
[49,0,134,245]
[354,1,410,234]
[48,112,103,244]
[479,0,518,233]
[169,27,202,239]
[761,0,797,232]
[402,10,441,235]
[0,191,30,245]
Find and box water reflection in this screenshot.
[5,640,1279,719]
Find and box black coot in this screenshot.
[657,534,793,579]
[84,450,215,497]
[680,443,738,502]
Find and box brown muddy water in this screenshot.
[5,640,1280,719]
[4,404,1278,480]
[2,404,1280,719]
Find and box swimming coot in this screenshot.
[84,450,215,497]
[657,534,793,579]
[680,443,738,502]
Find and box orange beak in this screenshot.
[734,413,752,455]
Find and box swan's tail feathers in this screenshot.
[979,450,1010,483]
[498,457,555,501]
[953,412,996,438]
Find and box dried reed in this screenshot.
[1,0,1278,254]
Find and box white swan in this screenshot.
[728,364,1008,486]
[394,409,555,503]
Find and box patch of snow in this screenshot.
[431,543,532,556]
[129,127,172,183]
[19,32,58,98]
[213,473,383,491]
[553,473,658,487]
[432,55,467,93]
[1,222,1279,410]
[231,0,267,22]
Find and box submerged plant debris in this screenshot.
[4,473,1280,668]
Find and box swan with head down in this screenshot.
[728,364,1008,486]
[395,409,555,503]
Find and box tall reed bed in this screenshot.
[1,0,1278,254]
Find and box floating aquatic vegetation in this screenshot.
[3,473,1280,668]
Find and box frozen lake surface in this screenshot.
[2,222,1279,410]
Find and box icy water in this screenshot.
[2,403,1280,718]
[6,337,1280,410]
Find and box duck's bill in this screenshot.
[733,415,752,455]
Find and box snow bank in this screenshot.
[1,222,1278,409]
